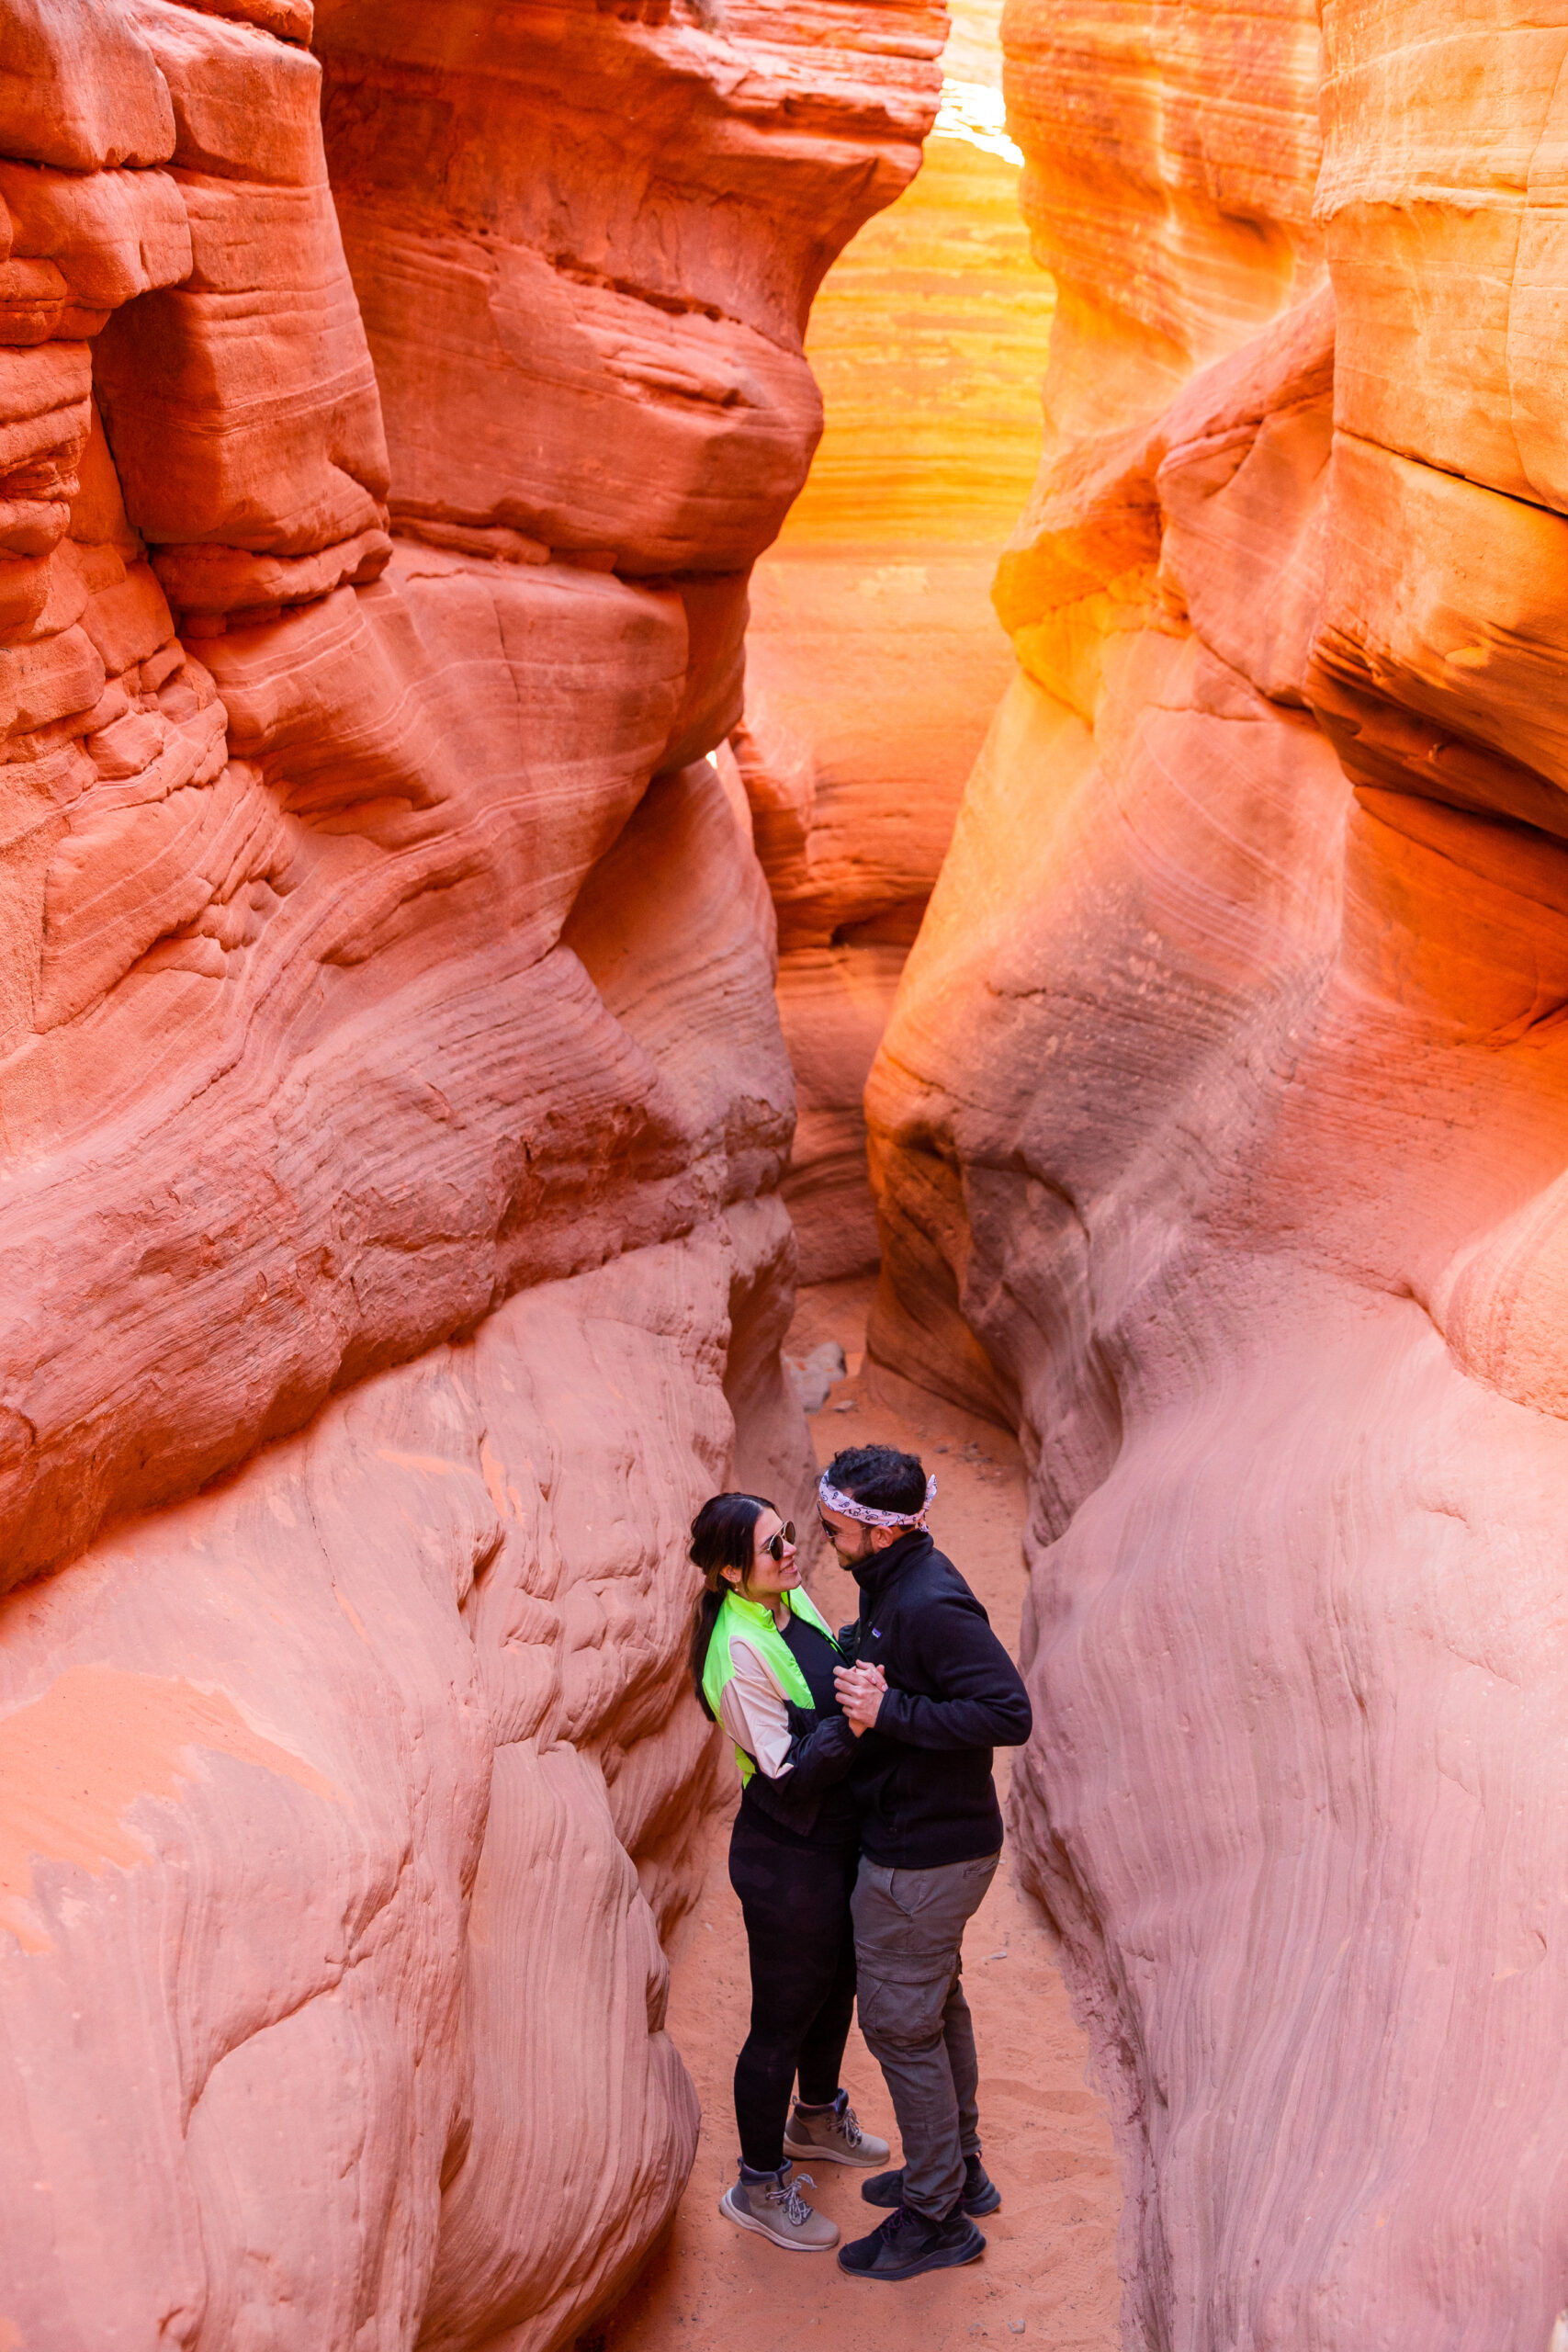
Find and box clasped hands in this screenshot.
[834,1659,887,1735]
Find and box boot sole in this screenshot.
[719,2187,840,2252]
[783,2137,888,2168]
[838,2229,987,2281]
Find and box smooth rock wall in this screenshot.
[870,1,1568,2345]
[0,1,940,2344]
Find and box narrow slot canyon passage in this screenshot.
[601,1277,1122,2351]
[590,25,1125,2330]
[590,33,1126,2324]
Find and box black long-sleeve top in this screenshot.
[845,1529,1032,1867]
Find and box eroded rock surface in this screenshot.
[0,2,940,2345]
[871,1,1568,2343]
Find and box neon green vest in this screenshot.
[702,1585,840,1785]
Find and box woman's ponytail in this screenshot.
[686,1490,773,1718]
[688,1584,725,1720]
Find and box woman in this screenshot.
[689,1490,890,2252]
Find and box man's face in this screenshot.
[818,1503,874,1564]
[818,1504,907,1564]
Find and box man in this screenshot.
[820,1442,1032,2283]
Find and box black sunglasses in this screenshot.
[759,1521,795,1562]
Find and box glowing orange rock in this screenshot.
[743,62,1055,1279]
[1003,0,1323,442]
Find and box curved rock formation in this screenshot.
[0,2,941,2344]
[871,1,1568,2343]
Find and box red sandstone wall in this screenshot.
[0,4,940,2345]
[871,1,1568,2344]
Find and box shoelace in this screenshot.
[839,2103,865,2148]
[779,2172,816,2227]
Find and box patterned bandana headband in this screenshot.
[818,1471,938,1529]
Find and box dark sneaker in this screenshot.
[837,2203,986,2280]
[862,2154,1001,2217]
[784,2088,891,2169]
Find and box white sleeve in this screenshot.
[717,1634,796,1780]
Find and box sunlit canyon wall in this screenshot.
[0,4,942,2346]
[738,0,1053,1282]
[869,0,1568,2345]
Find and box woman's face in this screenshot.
[726,1507,799,1604]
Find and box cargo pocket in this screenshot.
[854,1956,952,2056]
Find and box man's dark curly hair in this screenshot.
[825,1442,927,1517]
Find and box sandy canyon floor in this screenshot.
[600,1275,1123,2352]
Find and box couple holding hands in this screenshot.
[688,1442,1032,2283]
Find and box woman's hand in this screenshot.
[834,1661,887,1736]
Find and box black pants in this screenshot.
[728,1803,860,2173]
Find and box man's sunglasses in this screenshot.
[759,1521,795,1562]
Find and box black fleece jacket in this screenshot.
[843,1529,1032,1868]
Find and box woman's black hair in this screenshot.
[687,1491,775,1719]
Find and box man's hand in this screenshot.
[834,1661,887,1736]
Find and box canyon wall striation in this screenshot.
[871,0,1568,2344]
[0,2,941,2346]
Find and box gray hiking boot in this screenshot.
[783,2088,890,2169]
[719,2165,840,2251]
